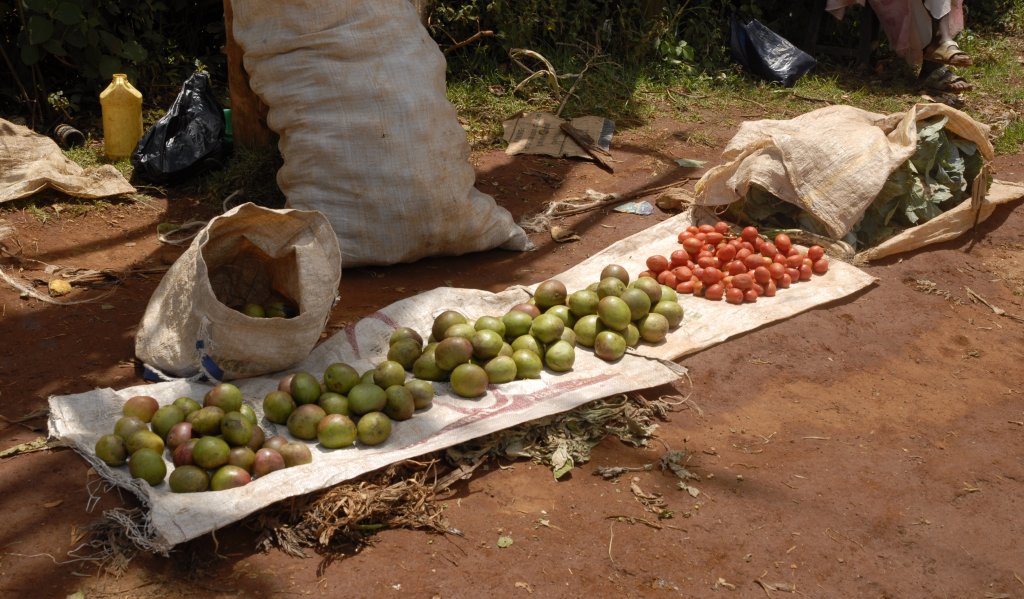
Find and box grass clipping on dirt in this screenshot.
[252,392,677,559]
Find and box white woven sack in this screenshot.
[695,103,993,239]
[231,0,529,267]
[135,203,342,381]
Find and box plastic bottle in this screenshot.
[100,73,143,160]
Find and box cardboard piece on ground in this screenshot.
[48,208,876,552]
[0,118,136,203]
[502,112,614,159]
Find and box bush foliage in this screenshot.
[0,0,224,128]
[0,0,1017,129]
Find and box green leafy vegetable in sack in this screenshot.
[726,115,989,250]
[853,115,987,248]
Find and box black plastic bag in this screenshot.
[730,18,817,87]
[131,71,225,182]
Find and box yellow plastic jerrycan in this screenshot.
[100,73,143,160]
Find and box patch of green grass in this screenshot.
[25,203,50,223]
[109,157,133,180]
[793,74,911,114]
[956,31,1024,154]
[680,129,716,147]
[446,75,533,146]
[64,144,103,169]
[961,35,1024,105]
[446,47,693,140]
[202,145,285,209]
[994,119,1024,154]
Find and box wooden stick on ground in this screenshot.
[559,122,615,173]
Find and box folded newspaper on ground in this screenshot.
[49,208,876,552]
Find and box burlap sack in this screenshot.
[0,118,135,202]
[134,203,341,380]
[230,0,529,266]
[694,103,994,240]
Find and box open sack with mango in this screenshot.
[694,103,1024,263]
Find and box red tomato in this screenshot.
[715,244,737,263]
[676,280,695,294]
[743,254,764,271]
[807,245,825,262]
[725,287,744,304]
[740,241,755,253]
[695,232,707,243]
[760,242,778,258]
[736,248,752,262]
[774,233,792,255]
[752,282,764,295]
[705,232,724,247]
[646,255,669,273]
[701,267,724,285]
[779,273,792,288]
[787,247,801,257]
[698,224,716,234]
[691,266,705,281]
[682,236,704,256]
[768,263,785,280]
[686,225,700,234]
[697,255,719,269]
[672,266,693,281]
[753,266,771,285]
[764,280,777,297]
[726,260,748,276]
[714,221,731,235]
[744,289,759,303]
[732,273,753,290]
[773,253,788,265]
[741,226,759,243]
[670,249,689,267]
[785,267,800,281]
[691,278,704,295]
[812,258,829,274]
[786,254,804,268]
[677,230,693,243]
[638,270,655,279]
[802,257,813,269]
[657,270,678,288]
[799,264,813,281]
[705,283,724,301]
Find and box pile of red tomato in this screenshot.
[638,222,829,304]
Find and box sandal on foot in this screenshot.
[920,65,972,93]
[924,40,973,66]
[921,92,965,109]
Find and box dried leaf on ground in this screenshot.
[0,437,54,459]
[447,393,673,478]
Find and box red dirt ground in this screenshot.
[1,109,1023,598]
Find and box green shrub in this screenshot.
[0,0,224,127]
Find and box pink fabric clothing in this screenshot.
[826,0,965,65]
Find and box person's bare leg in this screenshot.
[925,3,971,65]
[932,12,954,46]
